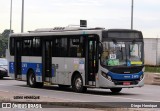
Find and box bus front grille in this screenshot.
[110,67,143,74]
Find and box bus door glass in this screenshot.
[14,39,22,79]
[43,40,52,81]
[87,35,98,81]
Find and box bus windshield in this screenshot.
[101,41,143,67]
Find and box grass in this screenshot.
[145,66,160,73]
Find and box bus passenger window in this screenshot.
[53,38,67,57]
[10,38,15,55]
[69,36,84,57]
[23,39,32,56]
[69,47,77,57]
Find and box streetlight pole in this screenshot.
[131,0,134,30]
[21,0,24,33]
[10,0,12,34]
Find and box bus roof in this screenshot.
[10,27,104,37]
[30,27,105,32]
[10,27,141,37]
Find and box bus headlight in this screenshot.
[101,71,112,81]
[101,71,107,78]
[140,74,144,80]
[107,75,112,81]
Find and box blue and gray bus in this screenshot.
[8,27,144,93]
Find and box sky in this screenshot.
[0,0,160,38]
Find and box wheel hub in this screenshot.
[75,78,82,89]
[29,74,34,85]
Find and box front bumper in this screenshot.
[98,72,144,88]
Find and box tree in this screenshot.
[0,29,13,57]
[2,29,13,38]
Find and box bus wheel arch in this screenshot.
[71,71,87,93]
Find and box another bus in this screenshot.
[8,27,144,93]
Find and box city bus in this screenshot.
[7,27,144,93]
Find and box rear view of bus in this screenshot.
[99,29,144,93]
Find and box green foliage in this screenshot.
[2,29,13,38]
[145,66,160,73]
[0,29,13,57]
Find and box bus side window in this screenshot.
[10,37,15,56]
[54,38,61,57]
[23,39,32,56]
[52,38,67,57]
[61,38,67,57]
[69,47,77,57]
[69,36,84,57]
[33,38,41,56]
[69,38,78,57]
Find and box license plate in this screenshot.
[123,82,131,85]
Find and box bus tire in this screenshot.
[110,88,122,93]
[28,70,37,88]
[28,70,43,88]
[72,74,87,93]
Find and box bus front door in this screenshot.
[14,40,22,79]
[86,36,98,85]
[42,40,52,82]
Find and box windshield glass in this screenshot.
[101,41,143,67]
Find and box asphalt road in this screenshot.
[0,77,160,103]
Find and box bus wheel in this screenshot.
[72,74,87,93]
[110,88,122,93]
[28,70,43,88]
[28,70,36,88]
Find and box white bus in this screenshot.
[8,27,144,93]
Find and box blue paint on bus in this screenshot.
[108,71,143,80]
[9,62,42,76]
